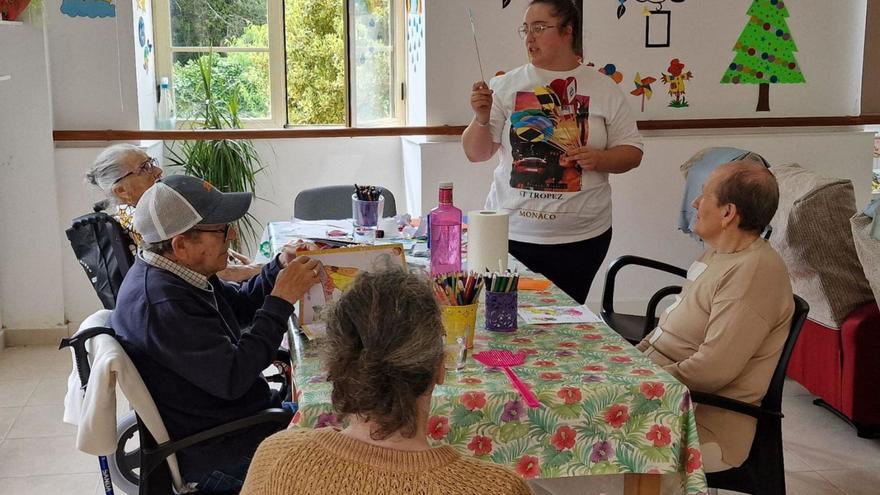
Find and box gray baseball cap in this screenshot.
[134,175,253,243]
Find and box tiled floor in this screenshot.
[1,345,879,495]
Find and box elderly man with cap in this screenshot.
[112,175,321,493]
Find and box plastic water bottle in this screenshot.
[156,77,176,130]
[429,182,462,276]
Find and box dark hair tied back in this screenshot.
[529,0,582,54]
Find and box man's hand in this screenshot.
[562,146,606,172]
[470,81,493,125]
[278,240,319,268]
[271,256,322,305]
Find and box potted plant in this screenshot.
[165,54,265,251]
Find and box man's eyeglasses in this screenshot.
[517,24,557,39]
[192,224,232,241]
[113,157,159,185]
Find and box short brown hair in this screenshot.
[715,161,779,234]
[322,268,444,440]
[529,0,582,54]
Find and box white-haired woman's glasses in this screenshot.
[113,157,159,185]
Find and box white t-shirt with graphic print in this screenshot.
[485,63,643,244]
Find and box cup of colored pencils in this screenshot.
[485,270,518,332]
[433,272,483,369]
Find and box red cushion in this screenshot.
[787,301,880,425]
[840,302,880,424]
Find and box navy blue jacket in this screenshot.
[111,255,293,478]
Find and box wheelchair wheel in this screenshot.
[106,411,141,495]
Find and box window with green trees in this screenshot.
[154,0,402,127]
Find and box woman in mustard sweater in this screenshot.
[241,268,531,495]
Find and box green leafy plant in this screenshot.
[166,54,265,250]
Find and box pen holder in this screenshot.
[351,194,384,243]
[485,290,518,332]
[441,304,478,349]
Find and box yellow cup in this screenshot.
[440,304,478,370]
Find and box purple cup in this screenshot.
[485,290,518,332]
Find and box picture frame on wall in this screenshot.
[645,10,671,48]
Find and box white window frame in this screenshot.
[153,0,405,129]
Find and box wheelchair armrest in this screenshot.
[643,285,682,336]
[140,408,294,477]
[601,256,687,314]
[690,391,782,420]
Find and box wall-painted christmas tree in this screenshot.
[720,0,805,112]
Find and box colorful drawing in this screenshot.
[61,0,116,18]
[517,305,602,325]
[720,0,805,112]
[0,0,32,21]
[661,58,692,108]
[406,0,423,66]
[143,39,152,71]
[598,64,623,84]
[298,243,406,328]
[509,79,590,192]
[138,17,145,47]
[630,72,657,112]
[136,0,145,11]
[405,0,421,16]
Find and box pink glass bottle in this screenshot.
[429,182,462,276]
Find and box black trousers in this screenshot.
[508,228,612,304]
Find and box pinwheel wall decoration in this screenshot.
[630,72,656,112]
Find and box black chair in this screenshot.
[692,295,810,495]
[600,255,687,344]
[66,211,135,309]
[62,311,293,495]
[293,185,397,220]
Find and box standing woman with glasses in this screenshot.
[85,143,262,282]
[462,0,643,304]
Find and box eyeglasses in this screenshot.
[517,23,557,39]
[191,224,232,242]
[113,157,159,185]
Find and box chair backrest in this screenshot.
[62,311,191,494]
[761,295,810,413]
[293,185,397,220]
[66,212,135,309]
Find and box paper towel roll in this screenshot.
[467,210,509,273]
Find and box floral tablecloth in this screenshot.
[289,287,708,494]
[269,222,707,494]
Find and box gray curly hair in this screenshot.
[322,268,445,440]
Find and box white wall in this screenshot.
[45,0,145,130]
[0,10,67,333]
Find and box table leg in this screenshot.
[623,474,661,495]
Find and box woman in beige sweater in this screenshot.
[637,161,794,473]
[241,268,531,495]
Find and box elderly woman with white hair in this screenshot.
[85,143,261,282]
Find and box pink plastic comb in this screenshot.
[472,350,541,408]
